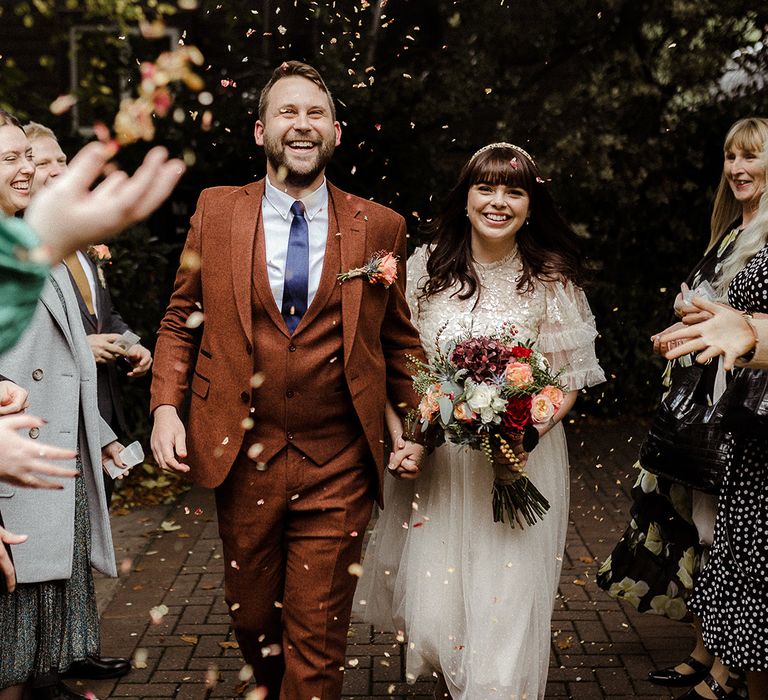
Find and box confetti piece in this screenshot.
[180,634,199,645]
[133,647,149,669]
[50,94,77,115]
[348,563,364,577]
[119,558,133,575]
[219,640,240,649]
[204,664,220,687]
[246,442,264,460]
[160,520,182,532]
[149,604,169,624]
[186,311,205,328]
[231,560,240,570]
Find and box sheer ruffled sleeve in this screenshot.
[537,280,605,392]
[405,244,430,323]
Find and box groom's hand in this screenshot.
[387,438,425,480]
[151,405,190,473]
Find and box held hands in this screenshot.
[0,380,29,415]
[25,143,185,264]
[387,434,425,480]
[150,405,190,473]
[0,414,78,489]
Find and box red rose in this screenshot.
[511,346,533,358]
[501,395,532,435]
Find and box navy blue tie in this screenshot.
[281,200,309,334]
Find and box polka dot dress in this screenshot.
[689,243,768,671]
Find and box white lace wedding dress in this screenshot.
[355,245,605,699]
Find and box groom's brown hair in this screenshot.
[257,60,336,121]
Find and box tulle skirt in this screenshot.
[355,424,570,700]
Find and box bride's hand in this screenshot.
[508,435,529,471]
[387,439,424,480]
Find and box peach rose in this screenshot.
[504,361,533,388]
[375,252,398,287]
[89,244,112,262]
[453,401,476,423]
[419,385,442,421]
[539,385,564,410]
[531,394,555,424]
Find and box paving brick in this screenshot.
[95,419,690,699]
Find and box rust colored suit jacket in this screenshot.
[150,178,425,499]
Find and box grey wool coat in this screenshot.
[0,264,118,583]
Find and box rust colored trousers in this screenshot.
[215,438,374,700]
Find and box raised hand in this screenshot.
[0,414,78,488]
[25,142,185,263]
[658,297,756,370]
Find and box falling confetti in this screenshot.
[149,604,170,624]
[49,94,77,115]
[186,311,205,328]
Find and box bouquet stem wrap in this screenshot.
[483,434,550,528]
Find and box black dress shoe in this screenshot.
[31,681,91,700]
[675,673,734,699]
[61,655,131,680]
[648,655,712,687]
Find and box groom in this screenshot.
[150,61,425,698]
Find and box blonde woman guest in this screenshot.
[660,143,768,700]
[597,117,768,699]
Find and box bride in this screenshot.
[356,143,605,699]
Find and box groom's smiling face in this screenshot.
[255,75,341,190]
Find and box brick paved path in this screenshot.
[72,418,691,699]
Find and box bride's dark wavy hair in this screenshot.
[421,145,586,303]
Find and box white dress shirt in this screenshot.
[262,176,329,310]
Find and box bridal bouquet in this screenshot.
[408,323,565,528]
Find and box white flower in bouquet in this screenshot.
[532,351,549,371]
[465,381,506,425]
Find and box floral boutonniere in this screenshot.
[87,244,112,289]
[337,250,398,288]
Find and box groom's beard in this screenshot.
[263,132,335,189]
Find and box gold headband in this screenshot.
[470,141,534,164]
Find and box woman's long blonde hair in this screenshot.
[708,117,768,251]
[714,138,768,299]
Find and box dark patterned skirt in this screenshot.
[0,463,100,689]
[597,462,704,620]
[690,435,768,671]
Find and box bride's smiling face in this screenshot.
[466,182,530,247]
